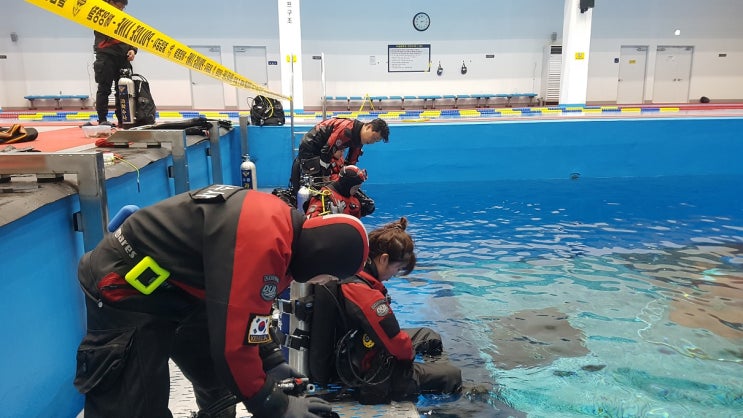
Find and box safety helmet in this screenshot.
[289,214,369,283]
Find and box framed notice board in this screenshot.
[388,44,431,72]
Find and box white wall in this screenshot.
[588,0,743,103]
[1,0,742,110]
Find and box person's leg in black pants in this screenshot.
[75,296,177,418]
[170,307,236,418]
[94,55,118,124]
[93,55,131,126]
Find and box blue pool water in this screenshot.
[360,175,743,418]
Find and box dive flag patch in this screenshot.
[244,314,272,344]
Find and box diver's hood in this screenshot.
[290,214,369,282]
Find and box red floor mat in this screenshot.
[5,126,97,152]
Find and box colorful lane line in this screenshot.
[0,106,682,123]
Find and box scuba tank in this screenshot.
[117,68,136,129]
[296,174,311,213]
[240,154,257,189]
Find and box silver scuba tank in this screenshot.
[240,154,258,190]
[117,69,136,129]
[296,174,311,213]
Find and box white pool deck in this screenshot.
[73,360,419,418]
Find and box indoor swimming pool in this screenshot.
[360,175,743,417]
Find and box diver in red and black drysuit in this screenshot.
[74,184,369,418]
[305,165,374,219]
[288,118,389,202]
[307,218,462,404]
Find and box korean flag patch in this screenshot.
[244,314,272,345]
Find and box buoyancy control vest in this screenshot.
[303,275,394,387]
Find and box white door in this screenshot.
[234,46,268,110]
[652,46,694,104]
[616,46,648,105]
[189,45,224,110]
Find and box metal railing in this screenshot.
[0,152,107,251]
[107,129,191,193]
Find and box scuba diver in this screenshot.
[305,165,375,219]
[73,185,369,418]
[303,217,462,404]
[287,117,389,203]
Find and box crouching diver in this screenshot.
[305,165,375,219]
[73,185,369,418]
[304,217,462,404]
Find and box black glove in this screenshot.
[355,189,376,217]
[282,396,333,418]
[414,338,443,356]
[267,362,306,381]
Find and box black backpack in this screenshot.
[133,73,156,126]
[250,95,285,126]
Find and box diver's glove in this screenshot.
[282,396,333,418]
[267,361,306,381]
[355,189,375,217]
[247,377,332,418]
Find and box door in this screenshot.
[652,46,693,104]
[234,46,268,110]
[189,45,224,110]
[616,46,648,105]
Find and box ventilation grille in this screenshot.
[542,45,562,103]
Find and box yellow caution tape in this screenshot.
[25,0,288,101]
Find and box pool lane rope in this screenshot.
[25,0,289,101]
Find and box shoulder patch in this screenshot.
[190,184,243,202]
[245,314,272,345]
[260,275,279,301]
[371,299,391,317]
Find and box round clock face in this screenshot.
[413,12,430,32]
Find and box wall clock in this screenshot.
[413,12,430,32]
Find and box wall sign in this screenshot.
[388,44,431,72]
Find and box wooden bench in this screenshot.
[24,94,90,110]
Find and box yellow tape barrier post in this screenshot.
[25,0,289,102]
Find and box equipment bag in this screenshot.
[0,124,38,144]
[250,95,285,126]
[133,73,156,126]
